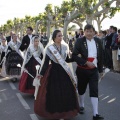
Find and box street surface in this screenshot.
[0,66,120,120]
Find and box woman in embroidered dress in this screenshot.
[0,37,7,72]
[1,34,23,80]
[34,30,79,120]
[19,36,44,94]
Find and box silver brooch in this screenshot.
[96,43,98,48]
[53,50,57,54]
[84,42,87,49]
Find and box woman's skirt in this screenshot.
[5,51,23,76]
[34,64,79,119]
[0,52,5,68]
[19,57,40,94]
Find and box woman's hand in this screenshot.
[37,75,43,79]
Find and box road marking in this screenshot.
[0,89,7,92]
[16,93,30,109]
[102,96,109,100]
[9,81,16,90]
[30,114,39,120]
[107,98,116,103]
[0,77,13,81]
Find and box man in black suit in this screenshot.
[72,24,104,120]
[6,31,14,43]
[105,26,114,69]
[41,32,48,47]
[20,27,34,51]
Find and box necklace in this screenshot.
[54,44,61,54]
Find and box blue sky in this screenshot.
[0,0,119,31]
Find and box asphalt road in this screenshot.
[0,70,120,120]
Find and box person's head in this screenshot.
[79,28,83,35]
[52,30,62,43]
[26,27,33,35]
[75,31,77,35]
[118,29,120,36]
[102,30,107,36]
[109,26,114,33]
[33,36,39,47]
[112,26,117,33]
[84,24,95,40]
[0,33,3,38]
[43,32,46,36]
[10,31,14,36]
[1,37,6,45]
[79,28,83,31]
[99,30,103,37]
[99,30,106,37]
[12,34,17,41]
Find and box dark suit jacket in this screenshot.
[72,36,103,73]
[6,36,12,43]
[20,34,34,51]
[105,33,113,49]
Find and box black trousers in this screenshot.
[76,67,99,97]
[104,48,113,69]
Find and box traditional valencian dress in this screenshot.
[0,43,7,68]
[19,43,43,94]
[1,40,23,77]
[34,43,79,119]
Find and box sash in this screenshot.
[9,41,23,59]
[78,57,97,69]
[48,45,76,86]
[32,51,42,65]
[0,45,7,53]
[30,46,42,65]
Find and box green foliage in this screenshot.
[104,2,110,7]
[71,0,76,6]
[0,0,119,33]
[6,20,13,29]
[45,4,53,13]
[61,1,73,14]
[68,24,77,31]
[109,7,120,17]
[85,8,93,14]
[20,19,25,23]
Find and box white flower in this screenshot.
[17,64,21,67]
[36,65,40,70]
[105,68,110,73]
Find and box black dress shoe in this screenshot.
[93,114,104,120]
[79,107,85,114]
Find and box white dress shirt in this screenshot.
[28,34,32,40]
[86,38,97,67]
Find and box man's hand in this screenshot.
[86,61,95,68]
